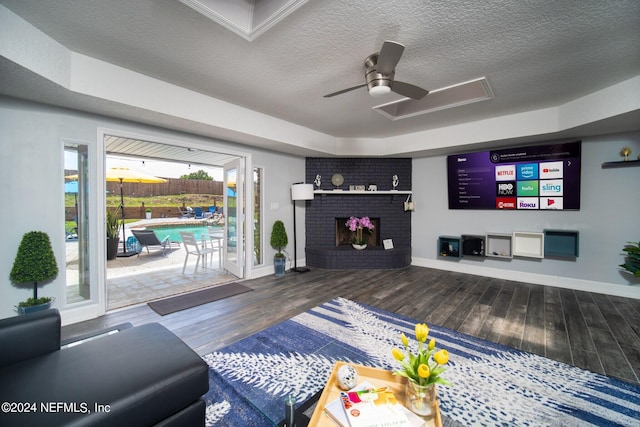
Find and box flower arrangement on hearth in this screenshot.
[391,323,452,387]
[345,216,374,245]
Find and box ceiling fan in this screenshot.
[324,41,429,100]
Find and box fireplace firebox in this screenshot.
[335,218,380,246]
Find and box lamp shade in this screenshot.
[291,183,314,201]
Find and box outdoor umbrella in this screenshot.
[106,167,167,255]
[67,167,167,255]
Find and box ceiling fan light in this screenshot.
[369,85,391,97]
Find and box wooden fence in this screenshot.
[105,178,222,196]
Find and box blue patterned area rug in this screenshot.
[202,297,640,426]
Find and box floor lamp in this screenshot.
[291,183,314,273]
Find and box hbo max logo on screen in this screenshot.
[496,182,515,196]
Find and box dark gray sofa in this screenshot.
[0,309,209,426]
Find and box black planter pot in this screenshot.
[274,256,286,277]
[107,237,120,260]
[17,300,52,315]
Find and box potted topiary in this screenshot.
[145,207,152,219]
[10,231,59,315]
[106,207,121,260]
[270,220,288,277]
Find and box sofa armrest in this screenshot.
[0,309,61,367]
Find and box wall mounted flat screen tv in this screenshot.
[447,141,581,210]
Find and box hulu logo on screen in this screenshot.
[517,180,539,196]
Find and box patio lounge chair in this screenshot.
[131,229,179,256]
[178,207,192,218]
[193,206,204,219]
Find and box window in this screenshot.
[253,167,263,265]
[64,144,91,303]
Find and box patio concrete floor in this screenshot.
[66,217,237,311]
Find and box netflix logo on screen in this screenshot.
[496,198,516,209]
[495,165,516,181]
[496,182,515,196]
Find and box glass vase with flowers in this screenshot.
[391,323,452,418]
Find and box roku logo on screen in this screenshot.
[517,198,539,209]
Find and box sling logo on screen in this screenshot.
[495,165,516,181]
[517,197,539,209]
[540,179,563,196]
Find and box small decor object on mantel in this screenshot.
[331,173,344,189]
[391,323,452,419]
[314,174,322,188]
[345,216,374,249]
[620,146,632,161]
[392,175,399,191]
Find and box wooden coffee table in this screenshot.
[308,361,442,427]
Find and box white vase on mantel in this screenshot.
[352,243,367,250]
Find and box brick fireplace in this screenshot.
[304,158,412,269]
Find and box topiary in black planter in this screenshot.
[10,231,59,315]
[270,220,288,277]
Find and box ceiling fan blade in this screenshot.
[391,81,429,100]
[377,41,405,75]
[323,83,367,98]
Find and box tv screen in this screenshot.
[447,141,581,210]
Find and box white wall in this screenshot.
[0,97,305,320]
[412,132,640,298]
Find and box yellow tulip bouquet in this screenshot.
[391,323,452,387]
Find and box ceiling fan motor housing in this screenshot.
[365,53,393,95]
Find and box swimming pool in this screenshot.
[146,225,223,243]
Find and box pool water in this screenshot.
[147,225,223,243]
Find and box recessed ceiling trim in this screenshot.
[179,0,309,41]
[373,77,494,121]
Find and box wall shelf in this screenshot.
[314,190,412,195]
[462,235,486,258]
[544,229,579,258]
[512,231,544,258]
[601,160,640,169]
[438,236,461,259]
[486,233,513,259]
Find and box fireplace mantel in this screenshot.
[314,190,412,195]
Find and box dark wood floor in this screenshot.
[62,266,640,385]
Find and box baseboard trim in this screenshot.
[412,257,640,300]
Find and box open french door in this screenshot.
[223,158,244,278]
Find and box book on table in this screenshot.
[323,381,424,427]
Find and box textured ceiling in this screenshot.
[1,0,639,157]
